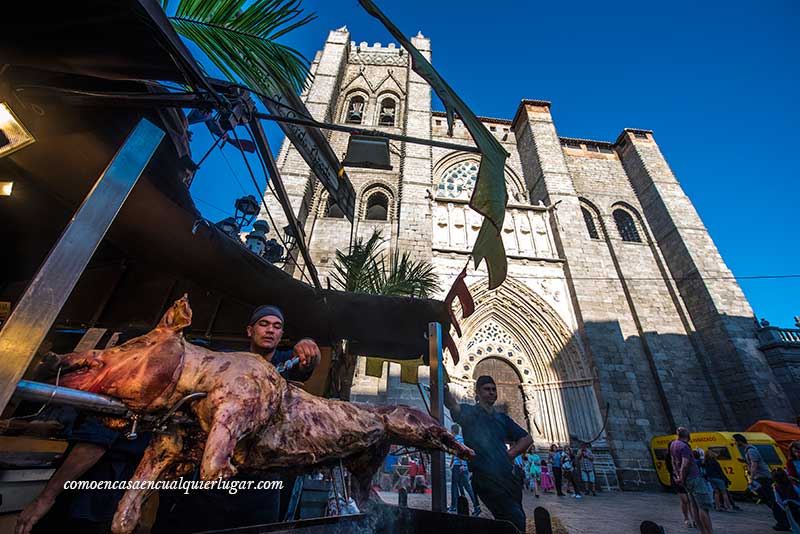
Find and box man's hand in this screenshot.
[15,494,55,534]
[293,338,320,369]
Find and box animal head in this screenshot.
[55,295,192,411]
[377,405,475,461]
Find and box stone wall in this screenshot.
[618,130,794,425]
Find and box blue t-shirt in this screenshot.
[551,450,563,468]
[453,403,528,478]
[453,435,467,467]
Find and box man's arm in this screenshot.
[676,451,691,484]
[16,443,106,534]
[507,435,534,460]
[747,452,759,478]
[443,384,460,419]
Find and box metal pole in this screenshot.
[254,112,482,155]
[248,117,322,290]
[428,322,446,513]
[0,119,164,413]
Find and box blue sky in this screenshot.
[186,0,799,327]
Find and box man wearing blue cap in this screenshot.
[247,304,320,381]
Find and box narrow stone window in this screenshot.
[613,209,641,242]
[378,98,396,126]
[489,125,496,132]
[581,207,600,239]
[346,96,365,124]
[598,146,614,154]
[633,131,649,139]
[325,196,345,218]
[365,192,389,220]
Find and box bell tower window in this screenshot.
[379,98,396,126]
[346,96,365,124]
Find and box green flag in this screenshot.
[359,0,509,289]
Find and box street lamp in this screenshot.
[215,217,239,239]
[244,219,270,256]
[0,102,35,159]
[234,194,259,229]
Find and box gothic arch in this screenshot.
[358,182,396,221]
[579,197,604,239]
[375,92,401,126]
[432,152,526,202]
[448,276,603,444]
[340,89,370,124]
[455,277,590,385]
[610,201,647,243]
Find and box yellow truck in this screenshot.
[650,432,786,492]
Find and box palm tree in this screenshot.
[162,0,315,95]
[330,230,440,298]
[327,230,440,400]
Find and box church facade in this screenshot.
[261,27,795,488]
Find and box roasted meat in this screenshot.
[55,296,473,534]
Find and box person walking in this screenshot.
[548,444,565,497]
[734,433,790,531]
[448,424,481,516]
[540,459,554,493]
[528,450,542,497]
[671,427,713,534]
[562,446,581,499]
[704,449,733,512]
[578,442,597,496]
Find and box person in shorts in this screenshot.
[704,449,733,512]
[671,427,713,534]
[734,433,790,531]
[578,442,597,496]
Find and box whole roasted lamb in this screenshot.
[53,296,473,534]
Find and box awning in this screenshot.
[0,5,449,361]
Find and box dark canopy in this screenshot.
[0,1,448,360]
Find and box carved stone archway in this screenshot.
[447,276,604,446]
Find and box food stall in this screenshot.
[0,2,517,533]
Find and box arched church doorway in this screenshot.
[474,357,526,432]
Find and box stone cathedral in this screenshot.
[261,27,796,488]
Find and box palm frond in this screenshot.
[330,230,441,298]
[163,0,315,95]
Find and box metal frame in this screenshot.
[0,119,164,413]
[428,321,446,512]
[248,117,322,289]
[256,112,481,155]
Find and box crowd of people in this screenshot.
[668,427,800,534]
[514,442,598,499]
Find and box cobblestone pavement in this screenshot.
[378,489,777,533]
